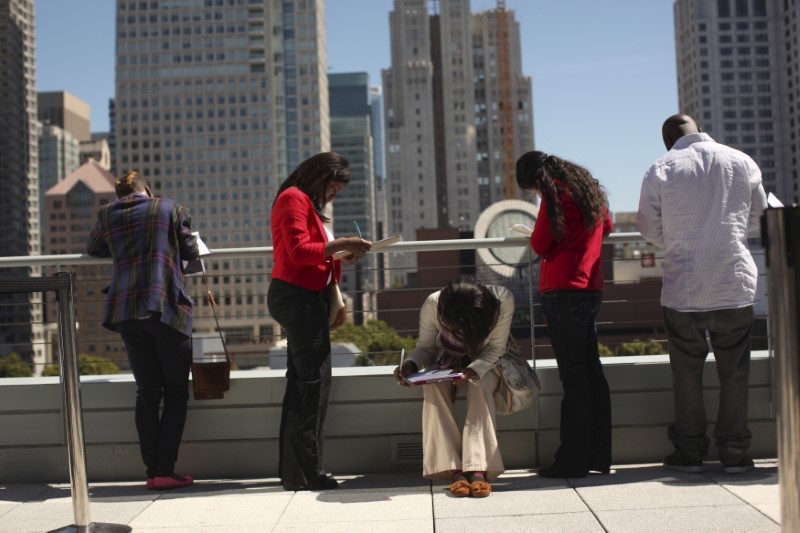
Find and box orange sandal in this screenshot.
[449,472,471,497]
[469,473,491,498]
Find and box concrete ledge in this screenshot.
[0,352,776,482]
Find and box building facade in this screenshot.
[37,91,91,142]
[329,72,378,323]
[38,124,81,246]
[0,0,45,371]
[382,0,533,286]
[673,0,798,202]
[114,0,329,353]
[42,163,120,364]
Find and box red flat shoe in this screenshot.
[145,478,154,490]
[148,474,193,490]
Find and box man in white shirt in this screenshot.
[637,114,767,475]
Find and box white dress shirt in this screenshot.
[636,132,768,312]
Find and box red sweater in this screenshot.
[270,187,340,291]
[530,190,612,294]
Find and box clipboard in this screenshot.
[402,368,465,386]
[334,234,402,259]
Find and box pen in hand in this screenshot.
[353,220,363,239]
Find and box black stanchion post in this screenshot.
[763,208,800,532]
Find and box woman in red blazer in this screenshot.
[267,152,371,491]
[516,151,613,479]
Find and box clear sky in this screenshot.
[36,0,677,213]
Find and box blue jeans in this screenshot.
[117,315,192,478]
[662,306,753,463]
[541,290,611,472]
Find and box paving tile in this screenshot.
[432,472,589,518]
[0,500,147,533]
[134,527,271,533]
[703,464,780,506]
[597,504,780,532]
[753,503,781,523]
[0,504,17,520]
[279,490,431,525]
[273,519,433,532]
[576,475,743,511]
[436,512,604,533]
[129,492,292,530]
[0,483,54,503]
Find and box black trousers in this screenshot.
[541,290,611,473]
[116,315,192,478]
[267,278,332,486]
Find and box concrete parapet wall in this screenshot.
[0,353,776,483]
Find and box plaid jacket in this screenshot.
[86,193,199,337]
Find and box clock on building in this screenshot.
[473,199,539,278]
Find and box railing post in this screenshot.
[48,272,131,533]
[763,208,800,532]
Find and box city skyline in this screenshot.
[36,0,678,213]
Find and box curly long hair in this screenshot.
[515,151,608,241]
[273,152,351,222]
[437,276,500,359]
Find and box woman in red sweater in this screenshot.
[516,151,613,479]
[267,152,371,491]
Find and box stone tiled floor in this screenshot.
[0,460,781,533]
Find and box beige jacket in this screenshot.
[408,284,514,379]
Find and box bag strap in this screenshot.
[202,273,231,365]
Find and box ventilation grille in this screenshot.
[391,437,423,463]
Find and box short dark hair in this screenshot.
[115,170,148,198]
[437,276,500,358]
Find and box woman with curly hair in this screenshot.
[516,151,613,478]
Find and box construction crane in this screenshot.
[496,0,516,199]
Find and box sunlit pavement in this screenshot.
[0,460,780,533]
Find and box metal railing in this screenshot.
[0,273,130,533]
[0,232,769,372]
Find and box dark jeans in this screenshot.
[662,306,753,463]
[267,278,332,486]
[116,315,192,478]
[541,290,611,473]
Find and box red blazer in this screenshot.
[271,187,341,291]
[531,189,612,294]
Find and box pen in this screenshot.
[399,348,405,366]
[353,220,362,239]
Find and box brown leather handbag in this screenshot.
[191,276,231,400]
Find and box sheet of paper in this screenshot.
[403,368,465,386]
[334,234,402,258]
[510,224,533,236]
[767,192,784,208]
[183,232,211,276]
[192,231,212,256]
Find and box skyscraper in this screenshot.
[329,72,378,323]
[38,123,80,245]
[114,0,329,345]
[37,91,91,142]
[383,0,533,286]
[673,0,796,202]
[0,0,45,370]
